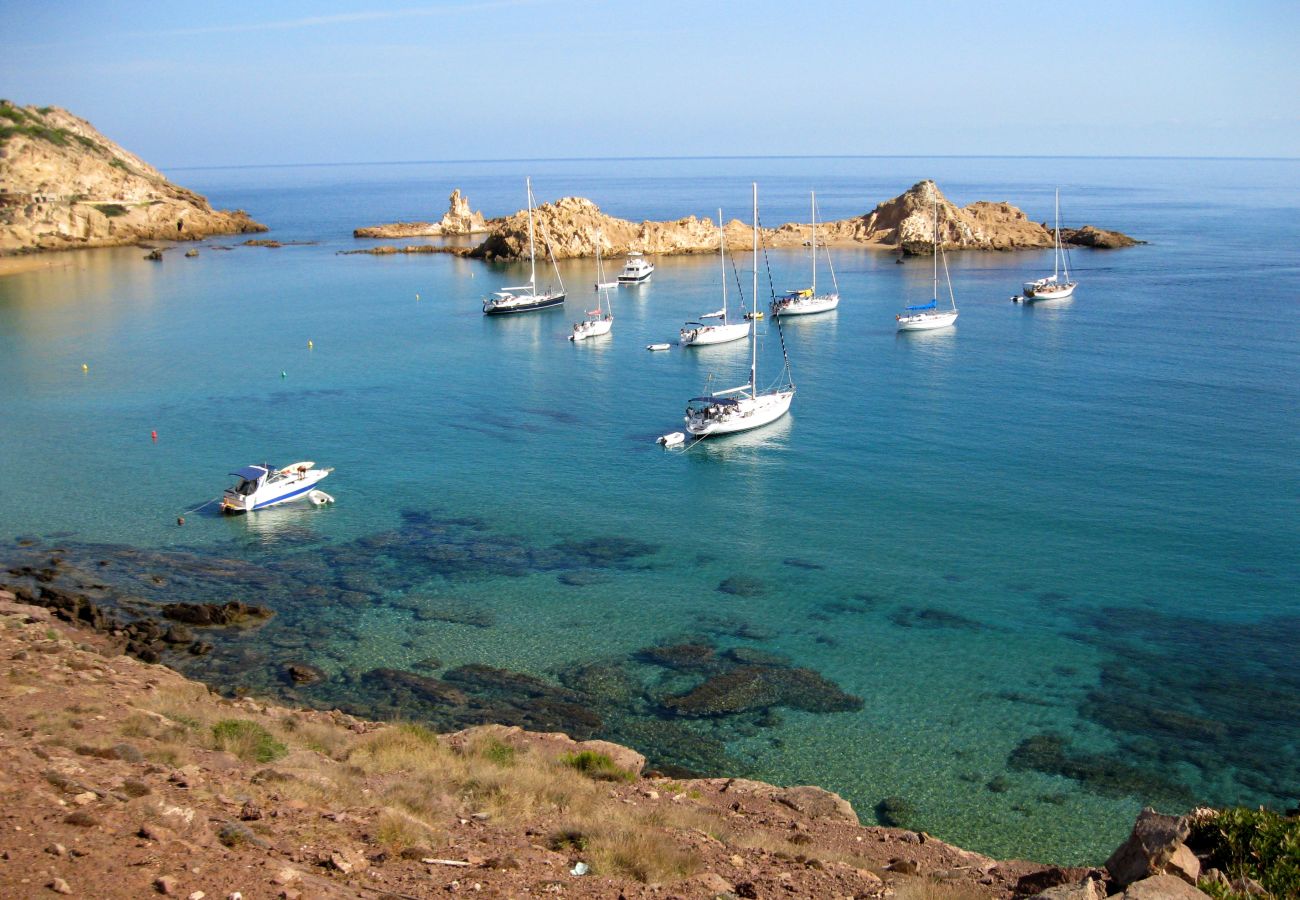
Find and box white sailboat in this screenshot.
[896,192,959,331]
[684,183,794,437]
[1023,189,1077,301]
[570,229,614,341]
[771,191,840,317]
[483,177,567,315]
[679,212,751,347]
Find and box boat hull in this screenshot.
[772,293,840,316]
[685,390,793,437]
[617,272,653,284]
[570,318,613,341]
[222,470,330,514]
[1024,283,1076,301]
[680,322,750,346]
[897,310,958,331]
[483,293,566,315]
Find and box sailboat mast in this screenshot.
[751,182,758,398]
[526,177,537,290]
[718,209,727,323]
[1053,188,1061,281]
[933,192,939,301]
[810,190,817,295]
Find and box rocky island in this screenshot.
[349,181,1141,261]
[353,188,489,239]
[0,100,265,256]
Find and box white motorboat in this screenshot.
[684,183,795,438]
[680,210,750,347]
[1023,189,1077,301]
[617,252,654,284]
[897,191,959,332]
[570,228,614,341]
[221,461,332,514]
[483,177,566,315]
[647,343,671,351]
[771,191,841,317]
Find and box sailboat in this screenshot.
[896,191,959,331]
[684,183,795,437]
[482,177,567,315]
[771,191,840,317]
[570,229,614,341]
[1023,189,1077,301]
[679,212,751,347]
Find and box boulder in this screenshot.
[1120,874,1210,899]
[1105,808,1191,887]
[1028,878,1106,900]
[772,785,858,825]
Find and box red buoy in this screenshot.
[151,430,158,442]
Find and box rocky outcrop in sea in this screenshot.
[0,100,266,254]
[353,188,489,239]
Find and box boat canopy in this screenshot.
[784,288,813,298]
[689,396,740,406]
[231,465,271,480]
[906,300,937,311]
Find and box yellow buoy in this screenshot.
[307,340,313,349]
[81,363,88,372]
[415,293,421,301]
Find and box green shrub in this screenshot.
[548,827,588,851]
[95,204,128,218]
[211,719,287,763]
[110,157,130,171]
[1191,807,1300,899]
[480,738,516,767]
[559,750,634,783]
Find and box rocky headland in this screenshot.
[348,181,1141,261]
[353,189,489,239]
[0,100,266,256]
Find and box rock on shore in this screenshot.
[353,188,489,239]
[440,180,1140,261]
[0,100,266,254]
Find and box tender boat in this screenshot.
[647,343,671,351]
[684,183,795,438]
[1023,189,1077,301]
[771,191,841,317]
[680,210,751,347]
[617,252,655,284]
[897,191,959,332]
[483,177,567,315]
[221,461,332,514]
[570,228,614,341]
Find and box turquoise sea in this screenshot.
[1,156,1297,863]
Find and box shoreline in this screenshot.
[0,586,1235,899]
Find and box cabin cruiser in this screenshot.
[221,461,332,514]
[617,252,654,284]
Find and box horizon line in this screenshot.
[165,153,1300,171]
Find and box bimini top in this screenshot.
[688,396,740,406]
[906,300,938,311]
[230,464,272,480]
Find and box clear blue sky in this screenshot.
[3,0,1297,166]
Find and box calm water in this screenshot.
[1,157,1297,863]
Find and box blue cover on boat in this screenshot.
[231,464,270,479]
[906,300,937,311]
[689,396,740,406]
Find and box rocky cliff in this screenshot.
[447,180,1139,261]
[353,188,489,239]
[0,100,265,254]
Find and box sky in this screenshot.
[2,0,1297,166]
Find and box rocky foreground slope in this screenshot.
[2,583,1279,899]
[0,101,265,254]
[352,181,1140,261]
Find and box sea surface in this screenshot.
[1,156,1297,863]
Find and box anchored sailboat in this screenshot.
[771,191,840,317]
[684,183,795,437]
[483,177,567,315]
[1023,189,1077,301]
[896,192,959,331]
[679,212,751,347]
[570,229,614,341]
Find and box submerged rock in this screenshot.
[662,665,862,717]
[717,576,767,597]
[875,796,916,828]
[161,601,274,627]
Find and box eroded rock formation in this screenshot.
[0,100,266,254]
[352,188,488,238]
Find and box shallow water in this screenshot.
[1,156,1298,863]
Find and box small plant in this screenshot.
[94,204,128,218]
[559,750,635,783]
[1190,807,1300,899]
[549,827,588,851]
[480,738,516,767]
[110,157,130,172]
[44,628,57,640]
[211,719,286,764]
